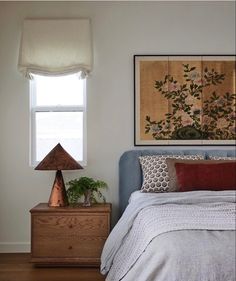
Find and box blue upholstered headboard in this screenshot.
[119,149,236,214]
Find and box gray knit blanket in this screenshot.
[101,190,236,281]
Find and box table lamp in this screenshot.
[35,143,83,207]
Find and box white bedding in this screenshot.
[101,190,236,281]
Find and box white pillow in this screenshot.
[208,156,236,160]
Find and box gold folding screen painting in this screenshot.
[134,55,236,145]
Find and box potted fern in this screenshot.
[66,177,108,207]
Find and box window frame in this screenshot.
[29,76,87,167]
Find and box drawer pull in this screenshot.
[69,224,73,229]
[68,246,73,250]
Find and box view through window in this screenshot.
[30,74,86,166]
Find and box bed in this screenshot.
[101,149,236,281]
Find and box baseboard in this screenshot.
[0,242,30,253]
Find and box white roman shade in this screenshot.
[18,19,92,79]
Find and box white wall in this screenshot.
[0,1,235,252]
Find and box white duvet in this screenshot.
[101,190,236,281]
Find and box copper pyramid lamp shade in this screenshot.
[35,143,83,207]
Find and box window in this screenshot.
[30,74,86,166]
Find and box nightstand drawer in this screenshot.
[32,214,109,236]
[32,235,106,258]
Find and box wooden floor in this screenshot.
[0,253,106,281]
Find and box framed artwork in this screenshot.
[134,55,236,145]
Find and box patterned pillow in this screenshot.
[139,154,204,193]
[208,156,236,160]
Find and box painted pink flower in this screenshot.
[182,119,193,126]
[202,116,211,125]
[169,83,180,92]
[185,96,195,104]
[229,112,236,120]
[177,111,189,120]
[229,126,236,134]
[217,118,228,128]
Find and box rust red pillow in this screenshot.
[175,162,236,191]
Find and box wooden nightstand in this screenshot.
[30,203,111,267]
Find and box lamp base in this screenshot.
[48,170,69,207]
